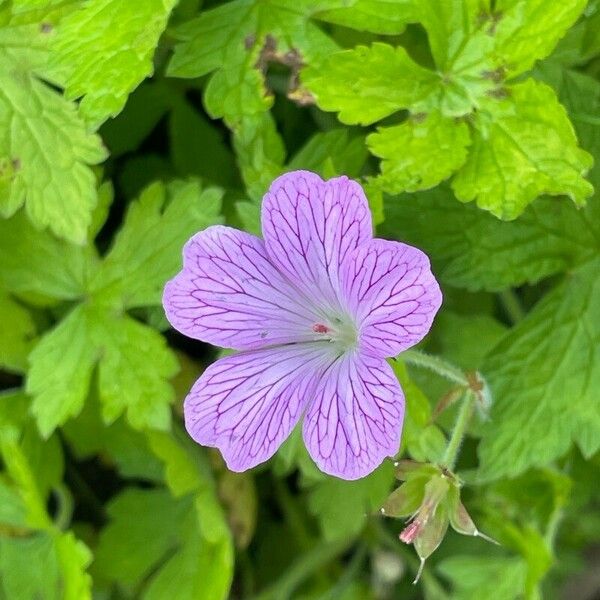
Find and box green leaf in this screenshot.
[492,0,587,77]
[0,426,92,599]
[93,488,188,588]
[438,555,527,600]
[0,291,35,372]
[93,311,178,431]
[168,0,341,124]
[28,303,179,437]
[48,0,177,128]
[307,462,394,540]
[144,517,232,600]
[62,397,165,482]
[0,212,97,302]
[289,129,368,179]
[368,111,471,193]
[303,42,438,126]
[233,112,285,202]
[0,0,78,75]
[27,306,97,438]
[314,0,416,34]
[169,98,241,189]
[0,72,107,243]
[478,259,600,480]
[304,2,593,217]
[0,535,60,600]
[452,80,593,219]
[379,186,596,292]
[91,180,223,308]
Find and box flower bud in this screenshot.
[381,464,497,583]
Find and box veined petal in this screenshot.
[163,226,319,350]
[262,171,372,310]
[184,344,329,472]
[342,239,442,358]
[303,351,404,480]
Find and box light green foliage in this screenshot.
[314,0,416,34]
[0,73,107,243]
[48,0,177,128]
[168,0,343,124]
[368,111,471,194]
[0,180,223,436]
[452,80,593,219]
[0,291,35,372]
[0,425,92,599]
[304,0,592,218]
[0,1,599,597]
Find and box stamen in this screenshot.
[312,323,330,334]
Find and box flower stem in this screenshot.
[400,349,469,387]
[441,390,476,470]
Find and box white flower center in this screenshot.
[312,314,358,352]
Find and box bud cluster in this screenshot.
[380,460,497,582]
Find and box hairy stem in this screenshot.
[441,390,476,470]
[400,349,469,387]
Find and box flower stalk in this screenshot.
[441,389,476,470]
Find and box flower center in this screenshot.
[312,315,358,352]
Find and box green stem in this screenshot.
[52,483,74,531]
[441,390,476,470]
[499,289,526,324]
[251,538,352,600]
[400,349,469,387]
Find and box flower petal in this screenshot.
[163,226,320,350]
[184,344,329,472]
[262,171,372,309]
[303,351,404,480]
[342,239,442,358]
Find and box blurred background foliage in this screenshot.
[1,0,600,598]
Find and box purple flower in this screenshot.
[163,171,442,480]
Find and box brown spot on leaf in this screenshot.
[40,22,53,34]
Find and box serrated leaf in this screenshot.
[304,2,593,216]
[379,186,597,292]
[94,311,178,431]
[452,80,593,219]
[48,0,177,128]
[493,0,587,76]
[368,111,471,193]
[478,259,600,480]
[168,0,341,124]
[233,112,285,201]
[91,180,223,308]
[0,72,106,243]
[0,291,35,372]
[303,42,438,126]
[28,303,179,437]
